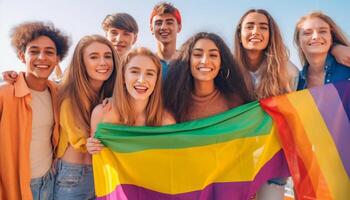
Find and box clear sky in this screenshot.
[0,0,349,73]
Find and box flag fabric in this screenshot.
[93,81,350,200]
[261,81,350,200]
[93,102,289,200]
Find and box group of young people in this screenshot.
[1,2,350,200]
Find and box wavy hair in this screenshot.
[294,11,350,66]
[234,9,290,99]
[164,32,253,122]
[58,35,118,134]
[112,47,164,126]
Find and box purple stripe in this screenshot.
[334,81,350,120]
[96,150,289,200]
[310,84,350,177]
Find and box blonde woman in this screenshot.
[294,11,350,89]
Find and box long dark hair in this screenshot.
[164,32,253,122]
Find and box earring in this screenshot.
[220,68,230,79]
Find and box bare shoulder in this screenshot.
[91,104,105,123]
[162,110,176,125]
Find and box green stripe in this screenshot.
[95,101,272,153]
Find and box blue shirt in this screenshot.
[297,54,350,90]
[160,59,169,80]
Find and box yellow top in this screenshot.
[56,99,87,157]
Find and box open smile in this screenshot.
[134,85,148,94]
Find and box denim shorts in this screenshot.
[54,159,95,200]
[30,168,55,200]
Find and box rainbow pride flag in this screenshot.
[93,102,289,200]
[93,81,350,200]
[261,81,350,199]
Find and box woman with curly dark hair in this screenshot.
[163,32,253,122]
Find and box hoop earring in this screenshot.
[220,68,230,80]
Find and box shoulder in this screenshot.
[227,93,245,108]
[60,98,72,111]
[92,99,114,121]
[328,55,350,74]
[162,110,176,125]
[0,82,14,94]
[47,80,58,91]
[0,83,14,103]
[91,104,105,122]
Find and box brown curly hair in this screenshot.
[10,21,70,60]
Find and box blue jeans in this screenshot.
[30,168,55,200]
[54,159,95,200]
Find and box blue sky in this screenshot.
[0,0,349,72]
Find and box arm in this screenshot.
[2,71,18,84]
[331,44,350,67]
[86,104,105,154]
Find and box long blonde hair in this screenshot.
[294,11,350,66]
[234,9,290,99]
[58,35,118,134]
[112,47,164,126]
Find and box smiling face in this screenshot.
[19,36,59,80]
[106,27,137,56]
[190,39,221,83]
[124,55,158,102]
[83,42,114,89]
[150,13,181,44]
[298,17,332,56]
[240,12,270,51]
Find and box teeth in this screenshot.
[160,32,169,36]
[35,65,49,69]
[309,42,323,46]
[249,38,262,42]
[198,67,212,72]
[97,69,108,73]
[134,85,147,90]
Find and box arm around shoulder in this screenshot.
[331,44,350,67]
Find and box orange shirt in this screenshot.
[0,72,59,200]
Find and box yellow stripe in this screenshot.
[287,90,350,199]
[93,124,282,196]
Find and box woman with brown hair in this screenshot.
[233,9,298,100]
[55,34,117,199]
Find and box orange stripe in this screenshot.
[276,95,332,199]
[261,96,332,199]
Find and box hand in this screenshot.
[86,137,104,154]
[331,44,350,67]
[2,70,18,84]
[102,98,111,108]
